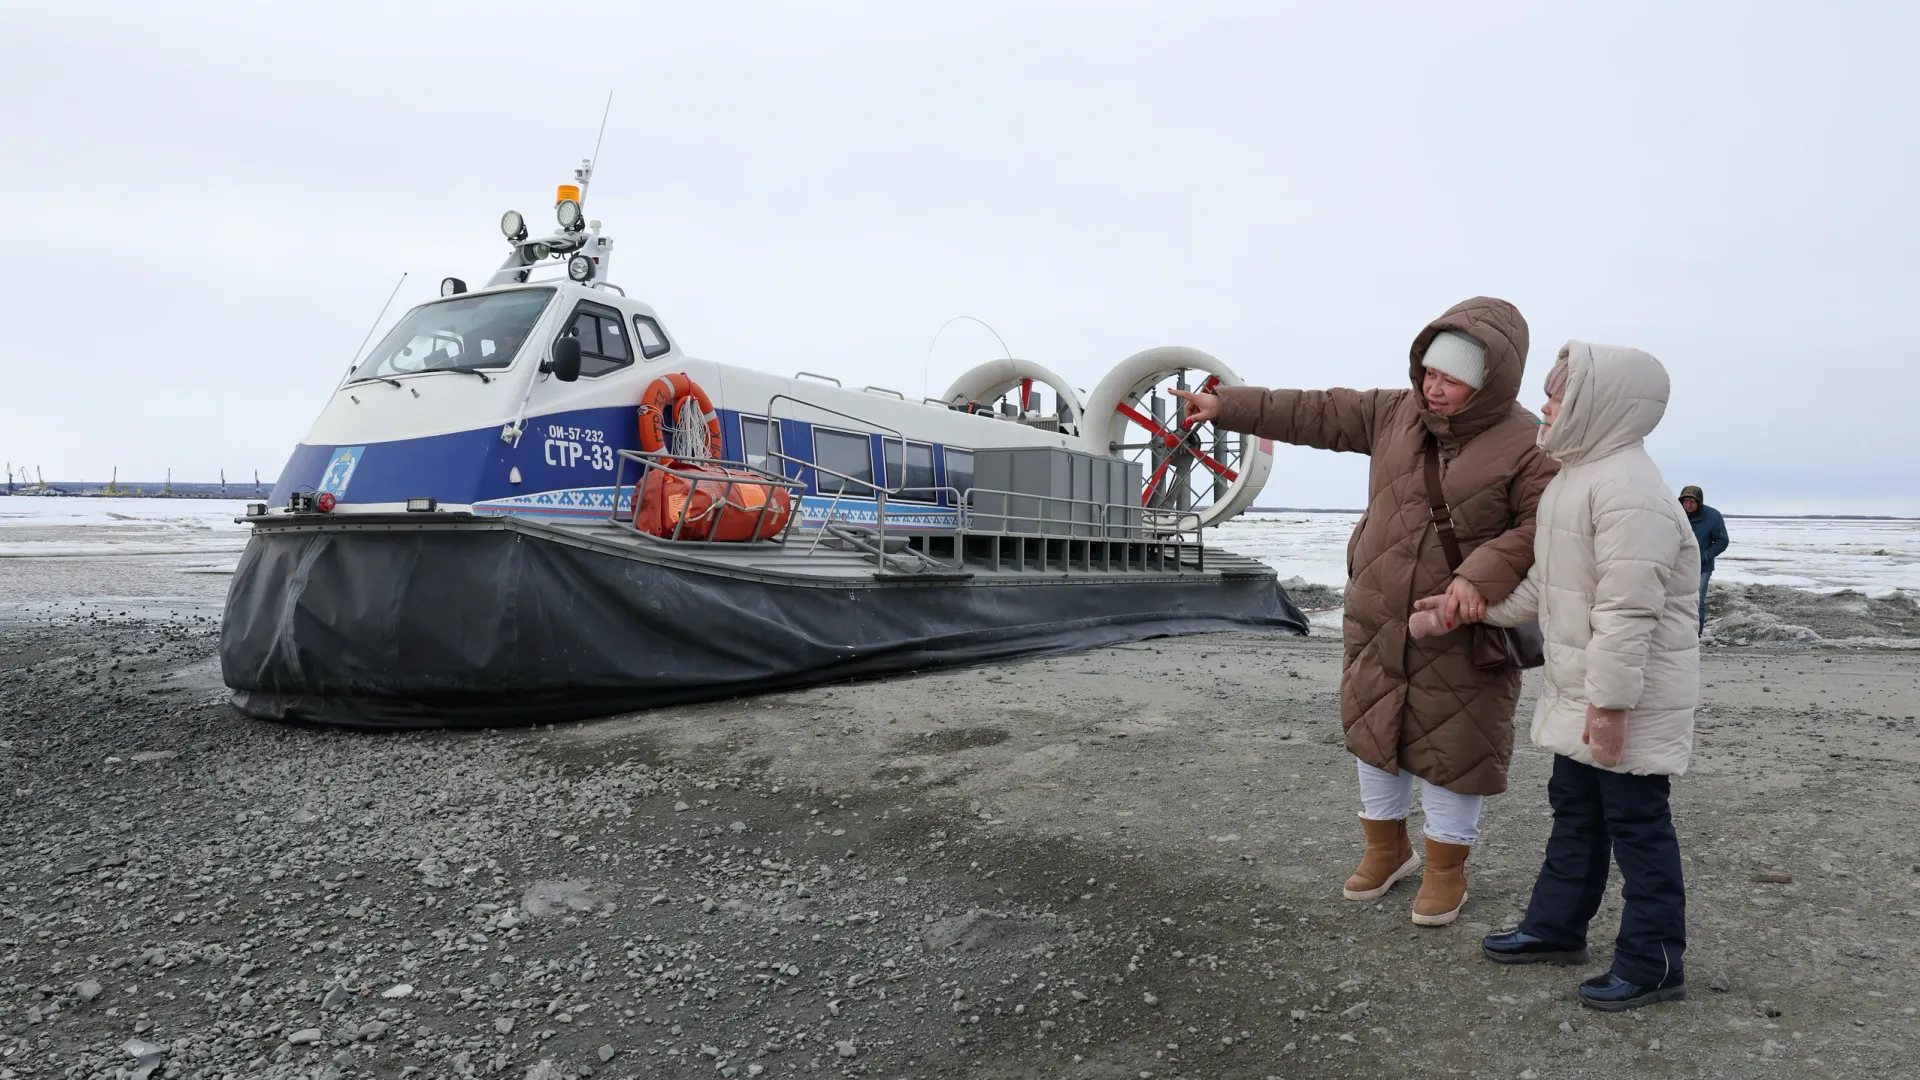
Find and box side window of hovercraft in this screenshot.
[740,416,786,474]
[943,448,974,508]
[813,429,876,496]
[883,441,937,502]
[560,302,632,379]
[631,315,672,360]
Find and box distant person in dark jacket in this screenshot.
[1679,486,1728,632]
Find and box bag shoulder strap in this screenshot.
[1421,435,1467,573]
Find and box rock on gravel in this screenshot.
[123,1037,168,1080]
[522,878,615,916]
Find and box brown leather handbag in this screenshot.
[1422,438,1546,671]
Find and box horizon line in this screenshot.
[3,489,1914,521]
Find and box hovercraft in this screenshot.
[220,161,1308,729]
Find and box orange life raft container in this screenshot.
[633,373,792,542]
[636,465,793,542]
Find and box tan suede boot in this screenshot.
[1411,839,1471,926]
[1342,817,1420,900]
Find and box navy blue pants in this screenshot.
[1519,754,1687,986]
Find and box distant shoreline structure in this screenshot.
[0,480,274,499]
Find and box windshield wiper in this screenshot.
[345,375,403,388]
[446,367,494,384]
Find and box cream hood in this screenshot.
[1540,341,1670,467]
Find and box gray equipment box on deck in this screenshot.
[969,447,1143,536]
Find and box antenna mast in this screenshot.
[576,90,614,203]
[345,272,410,375]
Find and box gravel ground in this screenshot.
[2,563,1919,1079]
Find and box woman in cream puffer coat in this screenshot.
[1489,342,1701,773]
[1417,340,1701,1012]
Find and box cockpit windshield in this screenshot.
[347,288,555,382]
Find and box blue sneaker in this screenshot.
[1578,971,1687,1012]
[1481,930,1590,966]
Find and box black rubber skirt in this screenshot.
[220,522,1308,730]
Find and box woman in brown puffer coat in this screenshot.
[1174,296,1558,925]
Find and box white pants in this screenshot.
[1356,758,1484,846]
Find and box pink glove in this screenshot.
[1408,594,1456,639]
[1584,706,1626,767]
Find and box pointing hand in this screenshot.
[1167,388,1222,426]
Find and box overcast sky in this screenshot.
[3,1,1915,514]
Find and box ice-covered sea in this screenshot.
[1217,512,1920,597]
[0,496,252,561]
[2,497,1916,597]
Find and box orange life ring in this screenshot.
[638,372,723,461]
